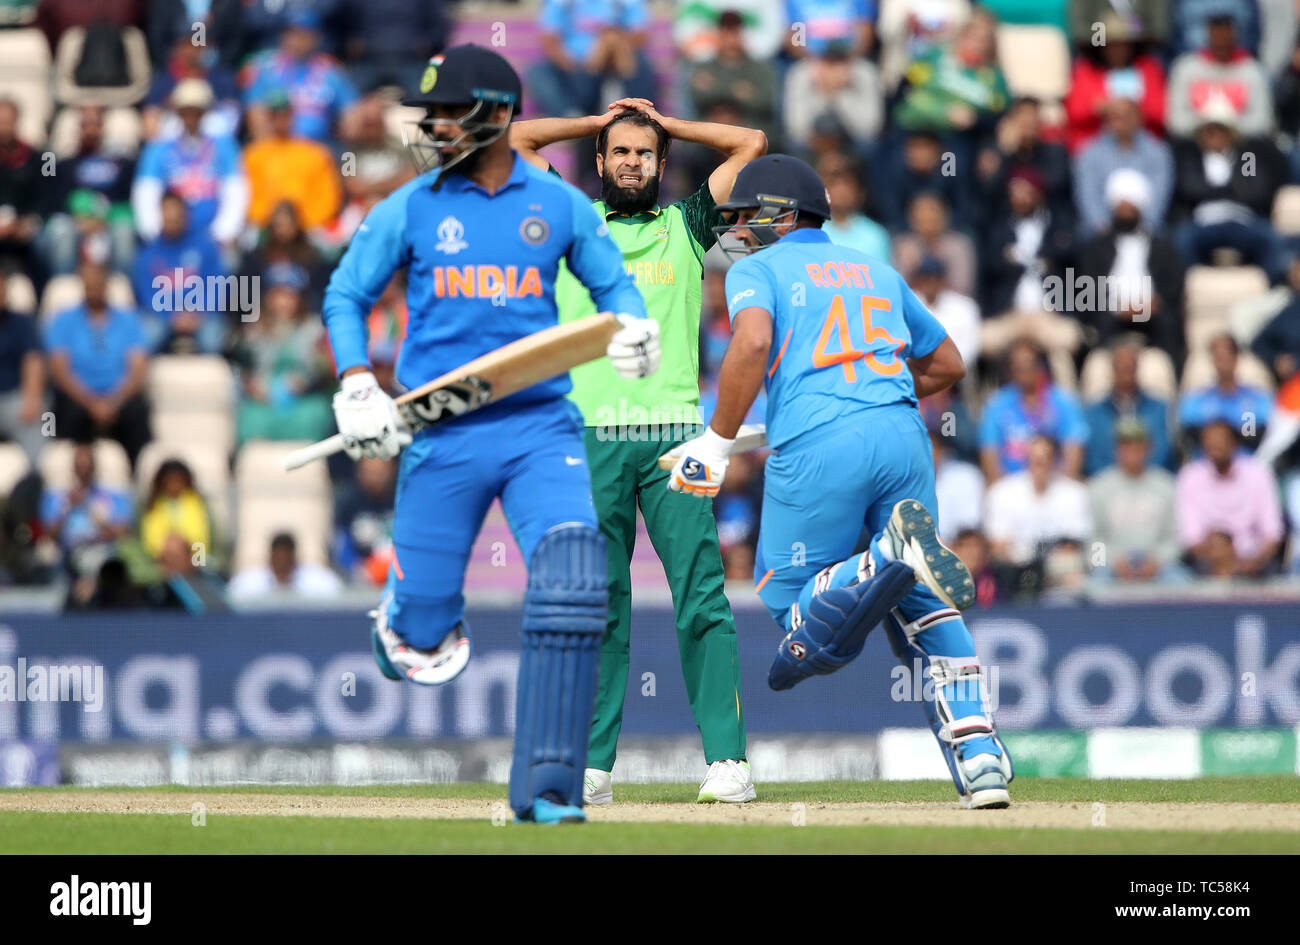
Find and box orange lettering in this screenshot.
[478,265,504,298]
[517,267,542,297]
[447,266,474,297]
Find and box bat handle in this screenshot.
[282,434,346,471]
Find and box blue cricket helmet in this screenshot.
[400,45,522,175]
[714,154,831,255]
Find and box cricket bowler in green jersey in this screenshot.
[511,99,766,803]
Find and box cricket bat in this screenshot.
[283,312,621,471]
[656,424,770,471]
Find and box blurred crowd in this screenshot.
[4,0,1300,609]
[675,0,1300,601]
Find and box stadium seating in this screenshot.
[0,27,52,147]
[0,442,31,496]
[233,441,332,571]
[48,104,144,158]
[52,26,152,108]
[996,24,1070,105]
[37,438,132,492]
[38,272,137,323]
[5,272,37,315]
[1184,266,1271,356]
[1078,346,1179,402]
[1179,349,1276,395]
[1273,185,1300,236]
[146,356,237,457]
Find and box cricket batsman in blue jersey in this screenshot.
[322,45,660,824]
[667,155,1013,808]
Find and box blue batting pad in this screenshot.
[509,524,608,815]
[768,560,915,691]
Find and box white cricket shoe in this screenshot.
[883,499,975,610]
[697,759,756,803]
[583,768,613,806]
[958,752,1012,809]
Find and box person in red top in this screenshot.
[1064,13,1166,154]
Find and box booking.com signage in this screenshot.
[0,604,1297,742]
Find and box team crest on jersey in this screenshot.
[654,224,669,241]
[436,216,468,254]
[519,216,549,246]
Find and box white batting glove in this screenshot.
[332,371,409,461]
[607,313,661,379]
[667,427,734,497]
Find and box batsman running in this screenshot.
[322,45,660,824]
[510,99,766,804]
[668,155,1014,809]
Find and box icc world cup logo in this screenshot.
[436,216,468,254]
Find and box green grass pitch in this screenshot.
[1,777,1297,854]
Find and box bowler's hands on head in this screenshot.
[667,427,734,497]
[332,369,410,461]
[607,98,664,123]
[607,313,661,379]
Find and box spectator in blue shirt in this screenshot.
[1179,331,1272,447]
[39,442,134,595]
[243,9,362,146]
[132,79,249,251]
[783,0,876,59]
[980,336,1090,480]
[134,192,229,355]
[1084,342,1175,475]
[44,263,151,466]
[143,33,242,143]
[818,153,891,260]
[529,0,656,120]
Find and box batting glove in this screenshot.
[607,313,661,379]
[667,427,734,497]
[332,371,409,461]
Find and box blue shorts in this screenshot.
[754,406,937,621]
[384,397,597,646]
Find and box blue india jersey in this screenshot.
[723,228,947,449]
[323,152,646,404]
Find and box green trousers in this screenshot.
[584,425,747,770]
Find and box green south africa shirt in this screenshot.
[555,178,724,428]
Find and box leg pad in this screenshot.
[768,560,915,691]
[510,524,608,815]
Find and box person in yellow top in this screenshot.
[140,459,211,562]
[242,91,343,230]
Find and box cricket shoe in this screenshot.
[883,499,975,610]
[516,791,586,824]
[370,603,471,685]
[583,768,613,806]
[697,760,756,803]
[958,753,1012,810]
